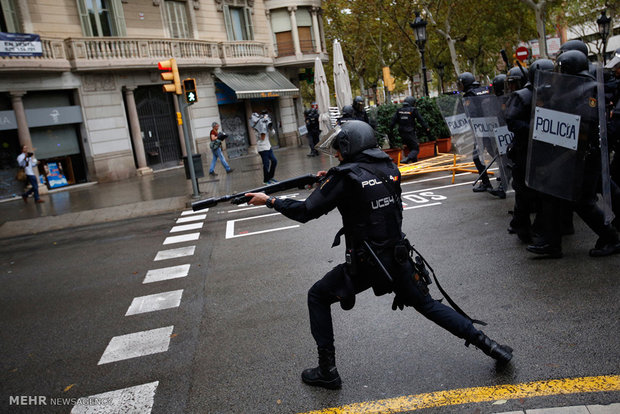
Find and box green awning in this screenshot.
[215,70,299,99]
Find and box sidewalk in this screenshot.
[0,146,336,239]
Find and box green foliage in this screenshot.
[415,97,451,142]
[368,98,450,148]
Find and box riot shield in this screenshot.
[462,94,512,186]
[596,65,614,224]
[436,94,475,156]
[525,71,602,202]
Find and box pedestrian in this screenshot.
[245,120,512,390]
[458,72,504,198]
[305,104,321,157]
[251,110,278,184]
[352,96,370,124]
[389,96,430,164]
[208,122,233,176]
[17,145,44,203]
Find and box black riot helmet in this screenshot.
[332,120,377,159]
[505,66,528,93]
[528,58,555,85]
[404,96,416,106]
[555,50,589,76]
[341,104,354,118]
[353,96,365,112]
[457,72,476,92]
[557,39,588,57]
[490,74,506,96]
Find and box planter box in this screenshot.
[417,141,436,159]
[384,148,403,164]
[436,137,452,153]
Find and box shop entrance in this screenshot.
[218,102,249,159]
[0,130,23,200]
[134,86,182,170]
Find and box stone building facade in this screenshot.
[0,0,326,198]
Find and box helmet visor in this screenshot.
[315,126,341,157]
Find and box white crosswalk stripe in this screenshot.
[143,264,190,284]
[154,246,195,261]
[170,222,203,233]
[163,232,200,245]
[70,381,158,414]
[176,214,206,223]
[98,326,174,365]
[125,290,184,316]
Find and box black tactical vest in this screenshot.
[396,106,416,132]
[334,161,403,249]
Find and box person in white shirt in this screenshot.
[251,110,278,184]
[17,145,44,203]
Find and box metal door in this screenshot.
[135,86,182,170]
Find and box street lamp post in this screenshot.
[436,63,445,94]
[597,10,611,64]
[410,11,429,97]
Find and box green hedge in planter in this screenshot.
[368,98,451,148]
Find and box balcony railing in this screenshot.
[0,37,273,71]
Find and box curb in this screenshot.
[0,196,190,239]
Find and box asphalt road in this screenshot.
[1,171,618,413]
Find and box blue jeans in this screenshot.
[23,174,40,201]
[259,149,277,182]
[209,147,231,173]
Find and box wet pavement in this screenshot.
[0,146,337,239]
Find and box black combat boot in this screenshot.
[468,331,513,364]
[301,347,342,389]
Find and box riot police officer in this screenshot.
[389,96,430,163]
[305,104,321,157]
[245,121,513,389]
[352,95,370,123]
[505,60,554,243]
[491,74,506,97]
[337,104,355,126]
[527,51,620,257]
[458,72,504,197]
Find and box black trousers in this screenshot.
[400,131,419,161]
[308,131,320,152]
[307,253,478,352]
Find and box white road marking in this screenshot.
[170,222,203,233]
[163,232,200,245]
[403,202,442,211]
[225,212,299,239]
[143,264,190,284]
[154,246,195,261]
[125,290,184,316]
[98,326,174,365]
[70,381,159,414]
[181,209,207,216]
[176,214,206,223]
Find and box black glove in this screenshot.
[392,295,405,311]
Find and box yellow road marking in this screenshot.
[299,375,620,414]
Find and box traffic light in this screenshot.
[183,78,198,104]
[158,58,181,94]
[382,66,395,91]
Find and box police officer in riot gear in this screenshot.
[505,66,529,93]
[458,72,504,197]
[491,74,506,97]
[337,105,355,126]
[527,51,620,257]
[505,59,554,243]
[389,96,430,163]
[352,95,370,123]
[305,104,321,157]
[245,120,513,389]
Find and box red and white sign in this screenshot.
[515,46,529,61]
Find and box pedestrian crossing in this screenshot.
[71,208,208,413]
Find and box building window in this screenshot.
[270,8,292,56]
[295,8,314,53]
[0,0,21,33]
[220,1,253,41]
[76,0,126,37]
[165,0,191,39]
